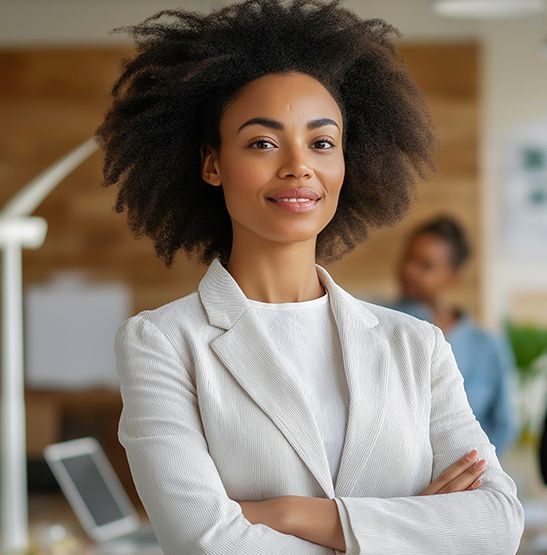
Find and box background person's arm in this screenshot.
[487,335,519,456]
[325,323,525,555]
[115,315,336,555]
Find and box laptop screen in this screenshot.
[59,452,128,527]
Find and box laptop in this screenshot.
[43,436,163,555]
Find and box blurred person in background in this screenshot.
[385,215,518,457]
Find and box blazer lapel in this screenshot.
[327,290,392,497]
[210,309,335,498]
[198,257,391,499]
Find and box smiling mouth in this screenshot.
[266,196,321,213]
[267,197,318,203]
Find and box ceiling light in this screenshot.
[432,0,545,19]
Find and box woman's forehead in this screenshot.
[222,72,343,130]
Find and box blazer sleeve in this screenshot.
[333,322,525,555]
[115,315,336,555]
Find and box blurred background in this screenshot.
[1,0,547,553]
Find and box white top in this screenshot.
[247,290,349,483]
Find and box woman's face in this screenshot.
[201,71,345,252]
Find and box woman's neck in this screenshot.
[225,248,325,303]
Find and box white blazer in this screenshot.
[115,257,524,555]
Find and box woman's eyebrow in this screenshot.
[237,117,340,134]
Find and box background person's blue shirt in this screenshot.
[384,298,519,457]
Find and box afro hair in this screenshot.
[95,0,439,268]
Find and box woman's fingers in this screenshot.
[466,476,483,491]
[419,449,487,496]
[437,457,487,493]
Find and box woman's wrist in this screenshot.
[283,495,346,552]
[237,495,345,551]
[237,496,294,533]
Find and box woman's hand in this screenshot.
[419,449,487,495]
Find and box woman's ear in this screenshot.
[200,144,222,187]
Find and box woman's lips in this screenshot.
[267,197,321,213]
[268,187,321,201]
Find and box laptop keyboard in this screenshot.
[118,526,158,544]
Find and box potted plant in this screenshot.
[504,320,547,447]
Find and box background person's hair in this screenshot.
[410,215,471,269]
[95,0,439,268]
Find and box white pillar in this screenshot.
[0,138,97,552]
[1,242,28,555]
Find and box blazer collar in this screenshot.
[198,257,391,498]
[198,257,379,329]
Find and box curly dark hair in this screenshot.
[95,0,439,268]
[411,215,471,269]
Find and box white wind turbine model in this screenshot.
[0,137,98,554]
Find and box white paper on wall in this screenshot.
[500,121,547,253]
[24,270,131,390]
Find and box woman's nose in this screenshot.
[279,149,313,179]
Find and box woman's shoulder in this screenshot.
[127,289,203,327]
[357,298,438,350]
[113,293,202,384]
[360,297,434,330]
[116,289,204,361]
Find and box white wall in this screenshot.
[1,0,546,329]
[0,0,480,44]
[481,17,547,327]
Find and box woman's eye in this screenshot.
[250,139,275,149]
[249,138,336,150]
[314,139,335,149]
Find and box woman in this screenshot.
[95,1,524,553]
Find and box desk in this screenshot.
[28,492,150,554]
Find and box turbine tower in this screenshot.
[0,138,98,554]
